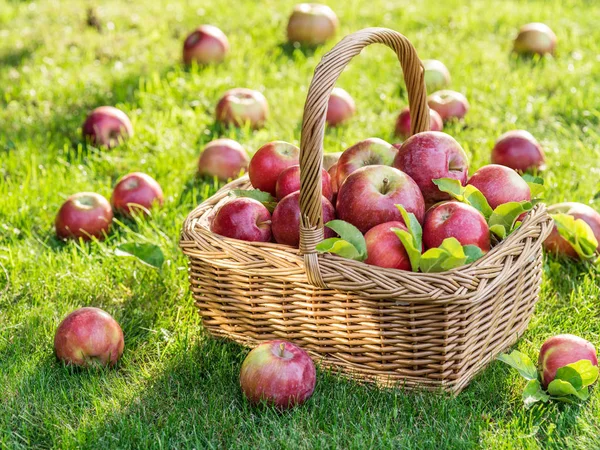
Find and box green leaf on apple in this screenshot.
[522,379,550,408]
[552,213,599,260]
[463,245,485,264]
[463,185,494,219]
[396,205,423,246]
[115,242,165,268]
[432,178,465,199]
[419,237,468,273]
[432,178,493,219]
[488,201,533,238]
[316,220,367,261]
[391,205,423,272]
[547,379,586,399]
[315,238,362,261]
[557,360,599,388]
[496,350,538,380]
[230,189,278,212]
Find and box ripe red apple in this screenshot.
[336,138,397,188]
[328,163,339,196]
[467,164,531,210]
[248,141,300,196]
[287,3,339,46]
[427,90,470,122]
[111,172,164,218]
[82,106,133,149]
[423,59,451,92]
[336,165,425,234]
[394,107,443,139]
[275,165,333,202]
[544,202,600,258]
[514,23,557,56]
[216,88,268,129]
[54,307,124,367]
[364,221,412,270]
[393,131,469,206]
[538,334,598,388]
[423,202,490,252]
[240,340,316,410]
[182,25,229,65]
[55,192,113,241]
[491,130,545,172]
[210,198,272,242]
[272,191,335,247]
[198,138,249,181]
[326,87,356,126]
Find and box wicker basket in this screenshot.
[180,28,553,394]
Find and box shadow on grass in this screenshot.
[0,44,39,68]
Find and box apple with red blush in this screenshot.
[514,23,557,56]
[82,106,133,149]
[364,221,413,270]
[394,107,443,139]
[544,202,600,258]
[210,198,272,242]
[216,88,268,129]
[322,152,342,170]
[328,163,339,197]
[467,164,530,210]
[538,334,597,388]
[287,3,339,46]
[275,165,333,201]
[423,59,451,92]
[183,25,229,65]
[111,172,164,218]
[198,138,249,181]
[336,138,397,188]
[491,130,545,172]
[55,192,113,241]
[249,141,300,196]
[427,90,469,122]
[326,87,356,126]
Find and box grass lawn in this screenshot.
[1,0,600,448]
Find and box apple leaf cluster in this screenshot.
[551,213,599,261]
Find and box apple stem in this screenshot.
[279,343,285,357]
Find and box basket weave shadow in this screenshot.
[180,28,554,394]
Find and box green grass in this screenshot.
[1,0,600,448]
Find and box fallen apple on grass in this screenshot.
[427,90,469,122]
[326,87,356,126]
[544,202,600,259]
[423,59,451,92]
[275,165,333,201]
[539,334,598,388]
[55,192,113,241]
[513,23,557,56]
[249,141,300,196]
[216,88,269,129]
[210,198,272,242]
[198,138,249,181]
[394,107,443,139]
[287,3,339,46]
[54,307,124,367]
[111,172,164,218]
[467,164,531,210]
[336,138,397,188]
[82,106,133,149]
[183,25,229,65]
[492,130,545,172]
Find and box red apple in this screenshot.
[82,106,133,149]
[198,138,249,181]
[182,25,229,65]
[275,165,333,202]
[336,138,397,188]
[364,221,412,270]
[544,202,600,258]
[326,87,356,126]
[240,340,316,410]
[467,164,531,210]
[287,3,339,46]
[514,23,557,56]
[538,334,597,388]
[54,307,124,367]
[423,59,451,92]
[210,198,272,242]
[394,107,444,139]
[272,191,335,247]
[336,165,425,234]
[423,202,490,252]
[491,130,545,172]
[393,131,469,206]
[55,192,113,241]
[328,163,339,196]
[216,88,268,129]
[427,90,470,122]
[248,141,300,196]
[111,172,164,218]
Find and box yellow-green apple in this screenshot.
[55,192,113,241]
[364,221,412,270]
[514,23,557,56]
[336,138,397,188]
[182,25,229,65]
[210,198,272,242]
[111,172,164,218]
[272,191,335,247]
[198,138,249,181]
[275,165,333,201]
[54,307,124,367]
[544,202,600,258]
[336,165,425,233]
[491,130,545,172]
[322,151,342,170]
[423,59,451,92]
[82,106,133,148]
[326,87,356,126]
[248,141,300,196]
[467,164,531,209]
[240,340,316,410]
[393,131,469,206]
[538,334,597,388]
[423,202,490,251]
[287,3,338,46]
[216,88,268,129]
[394,107,443,139]
[427,90,470,122]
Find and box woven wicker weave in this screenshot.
[180,28,554,393]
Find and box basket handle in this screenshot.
[298,28,429,287]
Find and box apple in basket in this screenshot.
[467,164,530,209]
[182,25,229,65]
[210,198,272,242]
[427,90,469,122]
[198,138,249,181]
[422,59,451,92]
[538,334,598,388]
[336,165,425,234]
[249,141,300,196]
[322,151,342,171]
[326,87,356,126]
[513,23,557,56]
[336,138,398,188]
[491,130,545,172]
[216,88,269,129]
[111,172,164,218]
[394,107,444,139]
[543,202,600,258]
[54,307,124,367]
[82,106,133,149]
[55,192,113,241]
[364,221,413,270]
[276,165,333,202]
[328,163,339,197]
[393,131,469,206]
[240,340,316,410]
[287,3,339,46]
